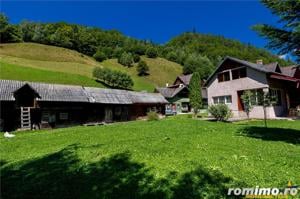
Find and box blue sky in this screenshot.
[2,1,278,49]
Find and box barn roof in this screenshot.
[0,80,168,104]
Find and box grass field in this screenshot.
[0,43,182,91]
[0,61,104,87]
[1,117,299,198]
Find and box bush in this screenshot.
[93,67,134,89]
[93,50,107,62]
[208,104,232,121]
[147,111,159,121]
[133,54,141,63]
[136,60,149,76]
[166,51,178,62]
[118,52,134,67]
[145,47,158,58]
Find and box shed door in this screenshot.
[105,107,113,123]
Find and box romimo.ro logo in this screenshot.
[227,181,299,198]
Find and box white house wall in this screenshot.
[207,67,286,118]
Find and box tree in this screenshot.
[189,72,202,117]
[118,52,134,67]
[253,0,300,62]
[93,50,107,62]
[137,60,149,76]
[145,47,158,58]
[93,67,133,89]
[261,91,276,128]
[19,20,36,41]
[241,90,254,120]
[0,13,22,43]
[183,54,214,79]
[133,54,140,63]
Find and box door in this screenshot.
[105,107,113,123]
[237,91,244,111]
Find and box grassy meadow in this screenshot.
[1,117,299,198]
[0,43,182,91]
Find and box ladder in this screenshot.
[21,107,31,129]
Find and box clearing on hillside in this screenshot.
[0,43,183,91]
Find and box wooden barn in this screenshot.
[0,80,168,131]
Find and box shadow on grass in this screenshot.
[238,126,300,145]
[1,144,243,199]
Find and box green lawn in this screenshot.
[1,117,299,198]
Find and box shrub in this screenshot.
[93,50,107,62]
[113,47,124,58]
[137,60,149,76]
[208,104,232,121]
[133,54,141,63]
[145,47,158,58]
[93,67,133,89]
[147,111,159,121]
[166,51,178,62]
[118,52,134,67]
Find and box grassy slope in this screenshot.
[0,43,182,91]
[0,61,103,87]
[1,118,299,198]
[101,57,182,91]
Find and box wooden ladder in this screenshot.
[21,107,31,129]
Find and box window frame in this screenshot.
[231,67,247,80]
[212,95,232,105]
[269,88,282,106]
[217,71,231,82]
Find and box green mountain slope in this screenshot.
[0,43,182,91]
[164,32,293,66]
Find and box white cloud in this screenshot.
[279,54,288,60]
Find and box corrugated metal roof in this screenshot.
[129,91,168,104]
[84,87,132,104]
[0,80,168,104]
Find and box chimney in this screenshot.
[256,59,263,65]
[166,83,169,87]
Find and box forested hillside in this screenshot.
[0,13,294,81]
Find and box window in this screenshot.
[213,95,232,104]
[59,113,68,120]
[247,89,263,106]
[218,71,230,82]
[232,67,247,80]
[269,89,282,106]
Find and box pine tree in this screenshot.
[189,72,202,117]
[253,0,300,61]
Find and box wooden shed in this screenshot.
[0,80,168,131]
